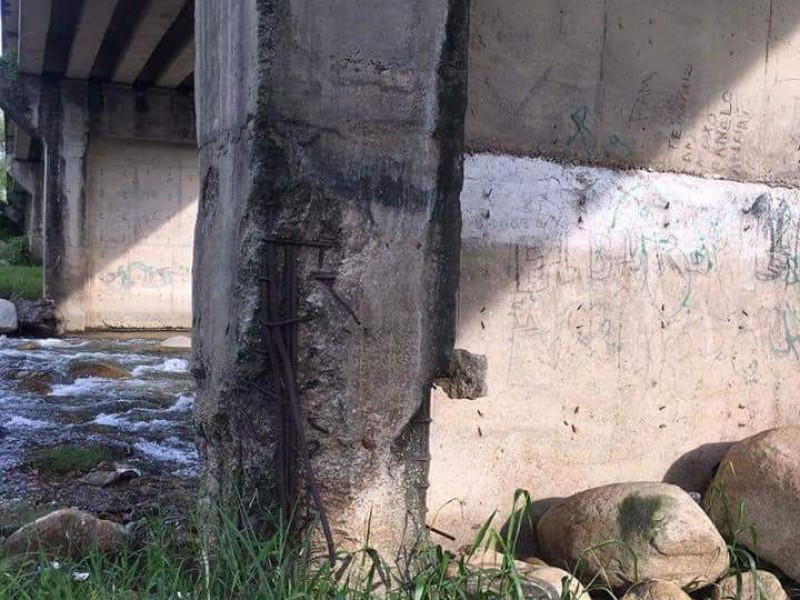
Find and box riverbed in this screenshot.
[0,335,198,532]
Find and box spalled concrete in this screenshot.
[194,0,469,555]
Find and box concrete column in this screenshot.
[194,0,469,555]
[8,160,45,264]
[40,81,91,332]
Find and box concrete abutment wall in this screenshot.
[0,77,198,332]
[427,0,800,547]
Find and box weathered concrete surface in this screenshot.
[429,153,800,547]
[467,0,800,186]
[85,138,197,329]
[7,159,44,264]
[194,0,468,555]
[0,75,197,331]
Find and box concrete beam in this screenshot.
[112,0,185,84]
[18,0,51,75]
[13,127,32,161]
[3,0,21,56]
[155,36,194,88]
[66,0,119,80]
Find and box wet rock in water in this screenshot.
[2,509,129,560]
[160,335,191,350]
[434,349,488,399]
[16,341,40,351]
[705,427,800,583]
[622,580,693,600]
[17,379,51,396]
[78,466,141,488]
[537,482,729,593]
[13,299,59,336]
[712,571,787,600]
[68,360,130,380]
[0,299,19,334]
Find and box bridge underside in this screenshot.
[1,0,198,331]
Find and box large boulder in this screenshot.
[0,299,19,334]
[705,427,800,582]
[2,509,129,560]
[622,580,693,600]
[67,360,129,380]
[711,571,788,600]
[537,482,729,593]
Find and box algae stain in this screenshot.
[617,493,671,542]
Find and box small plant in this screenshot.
[27,444,124,476]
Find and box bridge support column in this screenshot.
[194,0,470,556]
[40,81,91,331]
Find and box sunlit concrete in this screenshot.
[66,0,119,80]
[113,0,186,84]
[156,37,193,88]
[18,0,50,74]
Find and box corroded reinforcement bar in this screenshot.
[262,240,337,565]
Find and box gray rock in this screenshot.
[705,427,800,583]
[0,299,19,334]
[712,571,788,600]
[537,482,729,593]
[13,299,59,336]
[622,580,693,600]
[2,509,128,560]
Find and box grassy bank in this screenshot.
[0,265,42,300]
[0,510,535,600]
[0,237,43,300]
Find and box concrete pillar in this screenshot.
[41,81,91,331]
[8,159,45,264]
[194,0,470,555]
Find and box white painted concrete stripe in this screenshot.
[112,0,185,84]
[66,0,119,80]
[18,0,51,75]
[155,35,193,88]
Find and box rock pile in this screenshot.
[504,426,800,600]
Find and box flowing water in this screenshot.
[0,335,198,504]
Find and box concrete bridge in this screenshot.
[7,0,800,562]
[1,0,197,331]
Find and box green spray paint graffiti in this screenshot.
[99,262,189,289]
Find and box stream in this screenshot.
[0,335,198,530]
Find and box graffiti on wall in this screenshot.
[460,155,800,395]
[99,262,190,289]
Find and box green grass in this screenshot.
[0,265,42,300]
[27,445,123,476]
[0,497,555,600]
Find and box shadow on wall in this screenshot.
[467,0,800,186]
[428,1,800,547]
